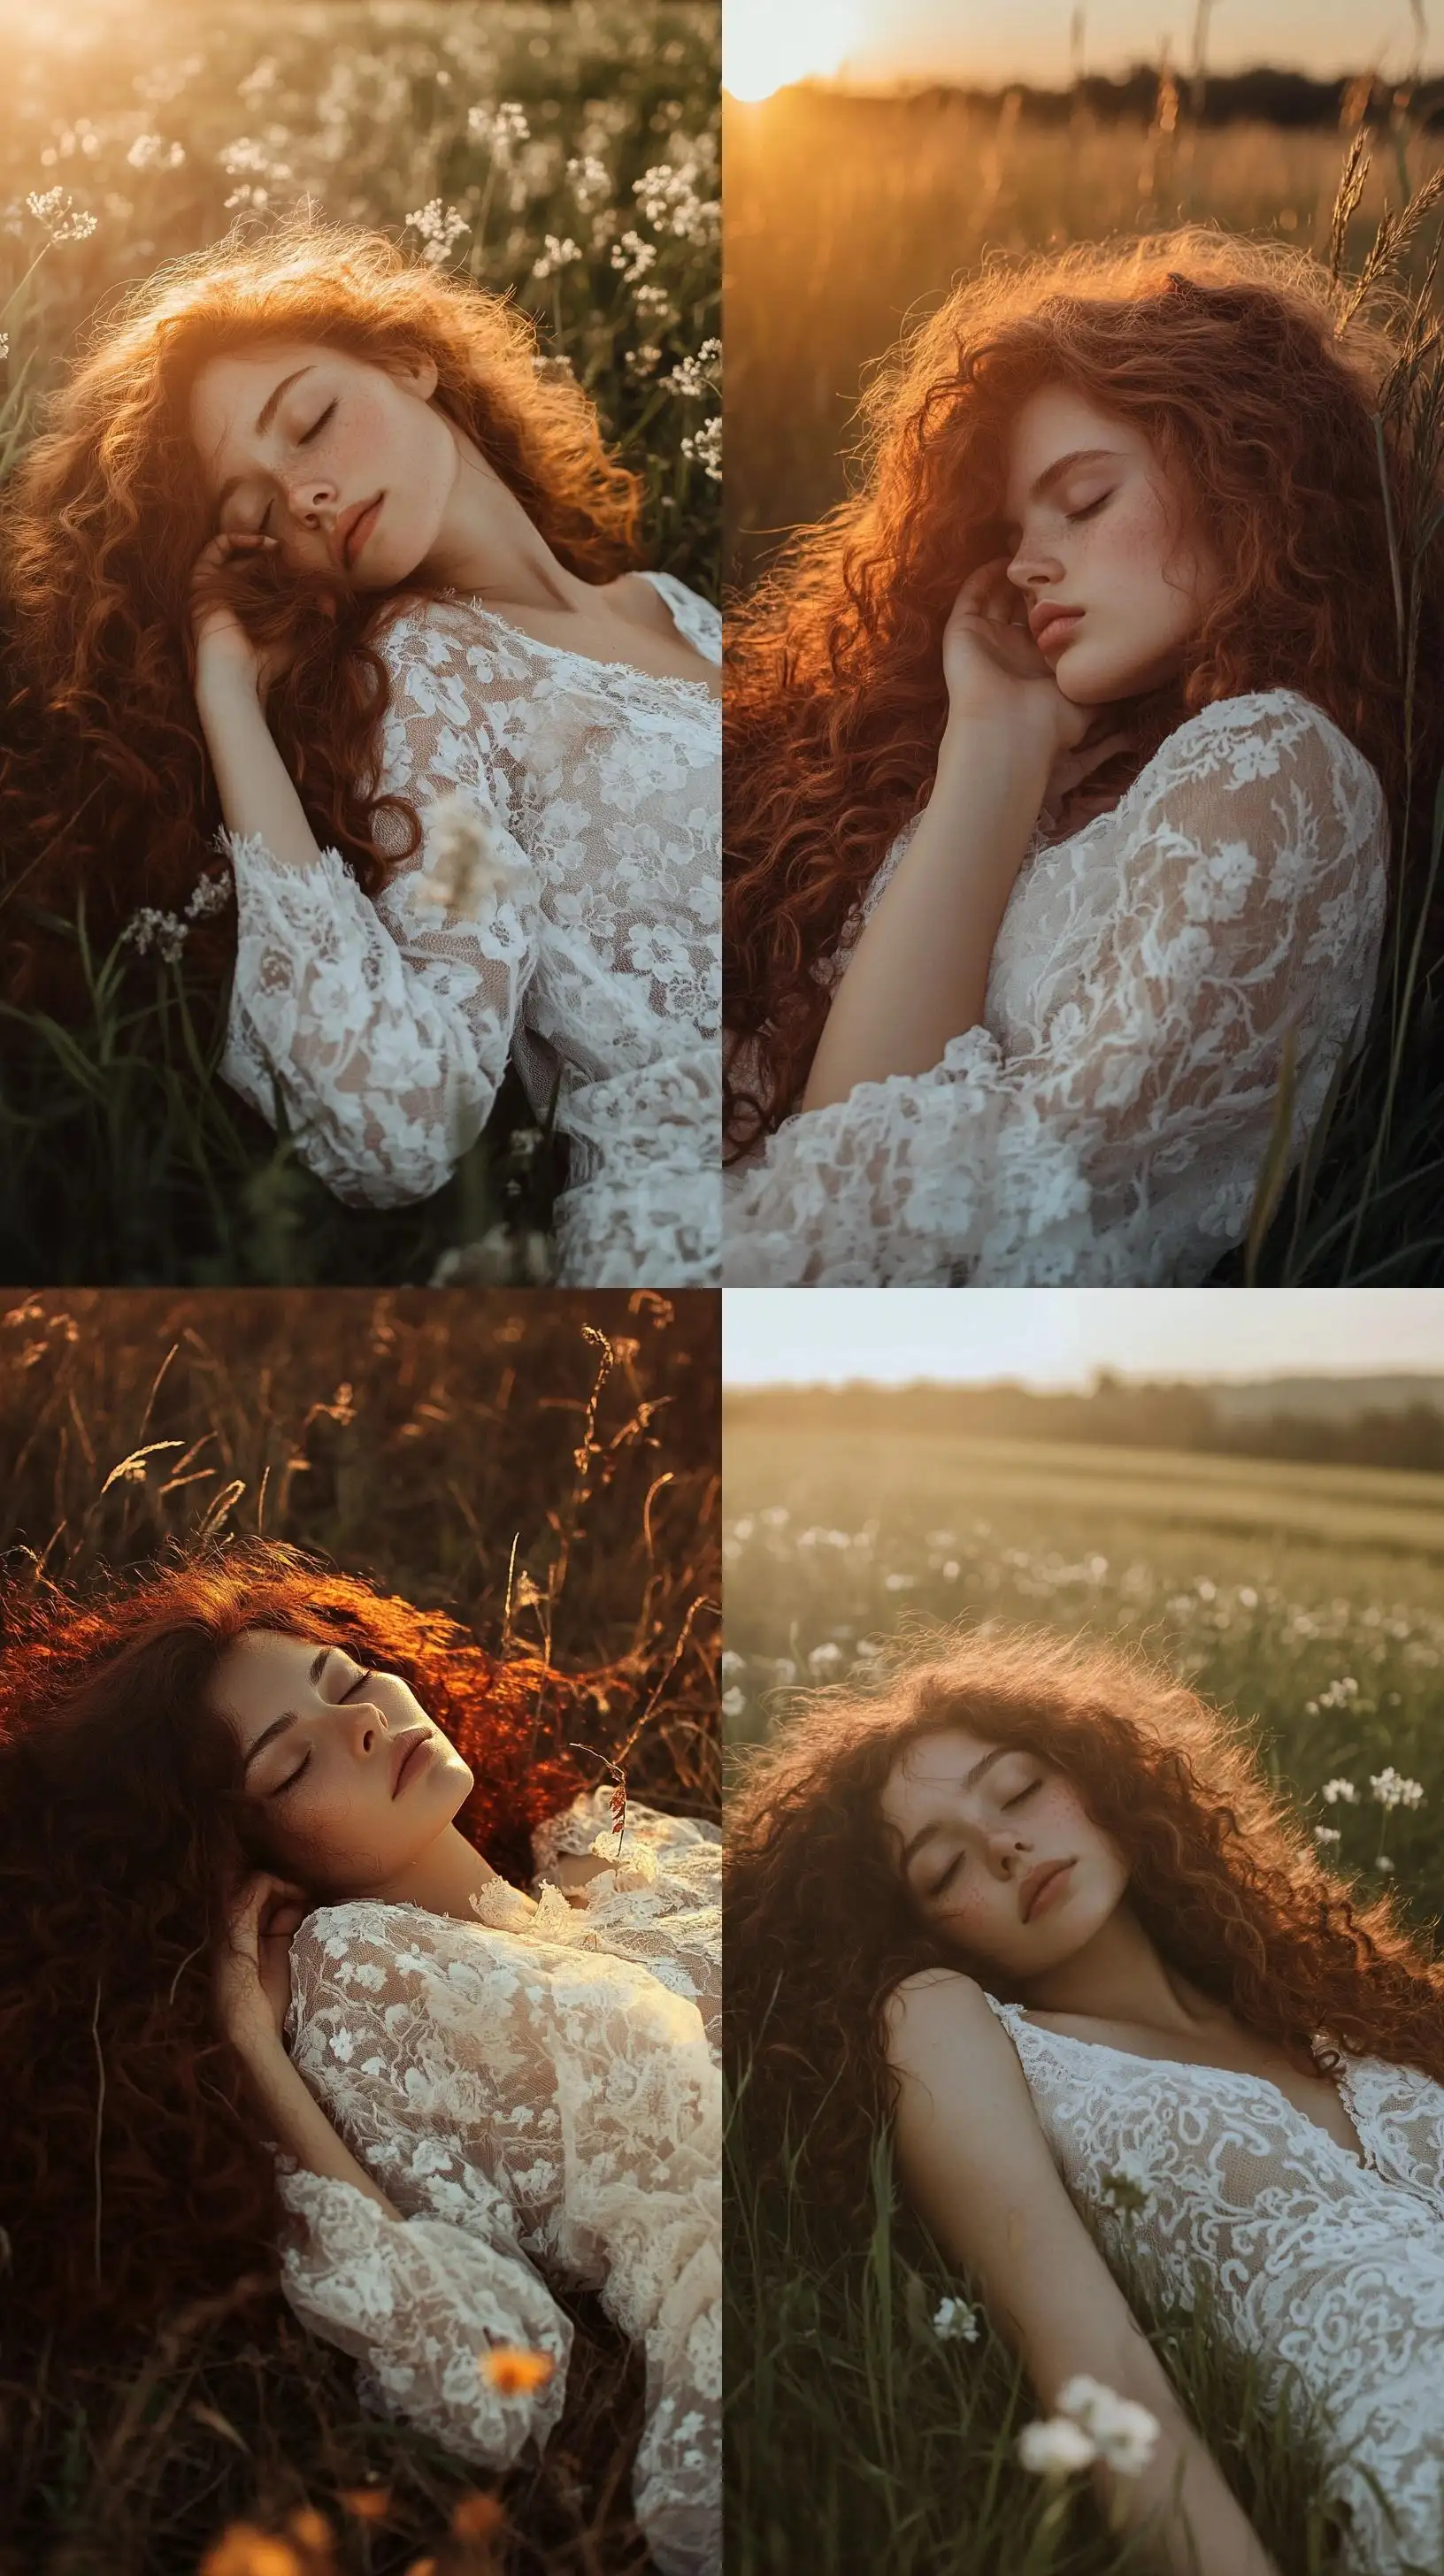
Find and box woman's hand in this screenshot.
[215,1869,310,2058]
[188,530,294,702]
[941,559,1095,763]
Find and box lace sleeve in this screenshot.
[527,1792,721,2051]
[724,694,1387,1286]
[276,2166,572,2465]
[284,1902,721,2576]
[218,612,542,1208]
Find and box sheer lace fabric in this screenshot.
[724,694,1387,1285]
[220,571,721,1286]
[275,1798,721,2576]
[983,1994,1444,2576]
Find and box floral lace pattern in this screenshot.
[220,571,721,1287]
[983,1994,1444,2576]
[724,693,1387,1285]
[275,1798,720,2576]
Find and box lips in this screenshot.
[1029,604,1084,656]
[339,493,382,571]
[1020,1857,1074,1923]
[391,1729,434,1797]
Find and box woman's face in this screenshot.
[879,1727,1129,1985]
[188,338,461,589]
[214,1628,474,1895]
[1001,383,1218,704]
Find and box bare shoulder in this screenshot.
[884,1966,1003,2056]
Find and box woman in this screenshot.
[726,1625,1444,2576]
[723,231,1440,1285]
[0,214,720,1286]
[0,1544,720,2576]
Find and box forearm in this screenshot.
[237,2026,401,2220]
[196,666,327,874]
[1060,2352,1280,2576]
[801,721,1049,1112]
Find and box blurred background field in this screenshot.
[0,0,719,1284]
[0,1284,718,2576]
[724,80,1444,588]
[723,1297,1444,2575]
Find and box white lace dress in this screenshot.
[984,1994,1444,2576]
[273,1794,721,2576]
[724,692,1387,1285]
[219,571,721,1287]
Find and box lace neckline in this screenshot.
[992,1995,1370,2174]
[1031,687,1348,863]
[439,567,718,697]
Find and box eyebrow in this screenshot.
[213,365,314,519]
[241,1643,332,1775]
[899,1745,1010,1876]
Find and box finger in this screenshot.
[1072,731,1133,781]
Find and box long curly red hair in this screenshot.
[0,1539,590,2351]
[723,230,1443,1148]
[725,1623,1444,2213]
[0,211,641,1016]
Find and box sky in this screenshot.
[722,0,1427,94]
[723,1292,1444,1389]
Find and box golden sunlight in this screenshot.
[722,0,860,101]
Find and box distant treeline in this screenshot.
[725,1377,1444,1473]
[849,70,1444,133]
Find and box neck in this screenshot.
[425,424,591,610]
[1012,1898,1218,2035]
[358,1822,506,1922]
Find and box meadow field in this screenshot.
[724,1397,1444,2576]
[0,1286,719,2576]
[722,84,1444,1290]
[0,0,719,1284]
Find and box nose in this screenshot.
[281,467,337,527]
[345,1693,388,1757]
[986,1826,1029,1872]
[1004,529,1062,596]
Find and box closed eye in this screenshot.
[342,1664,373,1699]
[300,402,335,446]
[274,1747,311,1796]
[1065,493,1110,524]
[1005,1781,1040,1808]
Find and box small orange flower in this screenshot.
[199,2528,303,2576]
[480,2343,555,2396]
[284,2506,333,2554]
[403,2560,437,2576]
[338,2487,393,2523]
[450,2492,506,2541]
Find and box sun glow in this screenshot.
[722,0,860,102]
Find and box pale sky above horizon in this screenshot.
[723,1292,1444,1390]
[723,0,1426,95]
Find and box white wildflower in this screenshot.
[565,153,611,215]
[127,135,186,172]
[626,343,663,375]
[721,1688,745,1721]
[663,339,721,400]
[414,790,518,916]
[406,199,470,266]
[1314,1825,1342,1847]
[1371,1768,1424,1811]
[468,100,530,165]
[120,868,232,962]
[681,416,722,481]
[1056,2376,1160,2476]
[26,188,98,242]
[1378,1855,1397,1873]
[1017,2418,1097,2477]
[533,234,581,280]
[1321,1778,1360,1806]
[611,228,657,282]
[808,1642,845,1679]
[721,1651,746,1686]
[431,1225,551,1288]
[932,2296,980,2343]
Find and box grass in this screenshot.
[722,84,1444,1286]
[0,1285,720,2576]
[0,0,720,1284]
[723,1393,1444,2576]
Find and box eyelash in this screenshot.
[272,1660,372,1793]
[1066,494,1110,524]
[929,1781,1040,1898]
[257,402,336,533]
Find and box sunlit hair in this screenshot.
[723,229,1440,1149]
[726,1622,1444,2213]
[0,210,642,1015]
[0,1539,589,2349]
